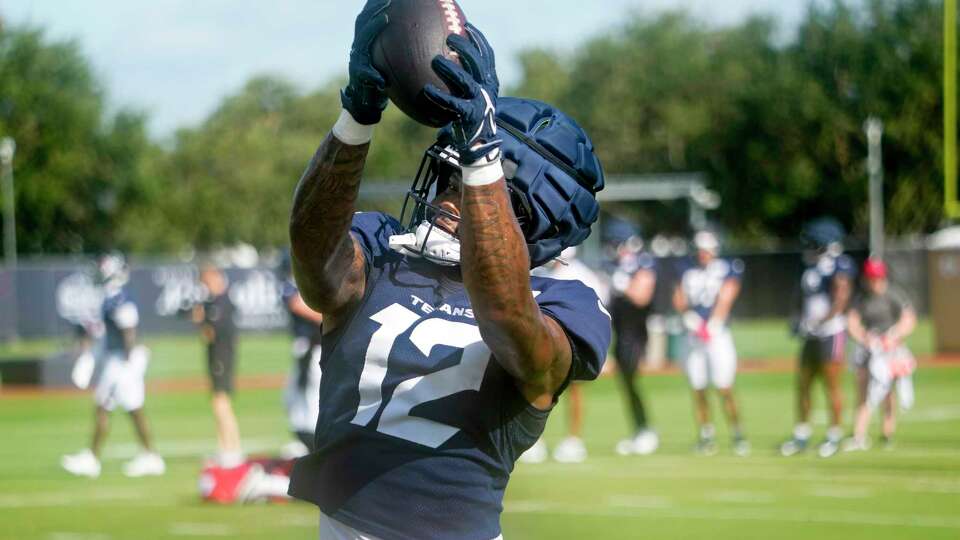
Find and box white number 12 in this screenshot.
[349,303,491,448]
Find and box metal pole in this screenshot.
[946,0,959,217]
[865,118,884,259]
[0,137,15,268]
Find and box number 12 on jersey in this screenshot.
[349,303,491,448]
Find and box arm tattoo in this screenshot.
[459,180,570,397]
[289,133,368,323]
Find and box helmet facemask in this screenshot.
[391,143,534,267]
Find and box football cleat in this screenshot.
[61,449,101,478]
[841,437,871,453]
[817,439,841,458]
[517,438,548,464]
[779,437,808,457]
[123,452,166,477]
[552,436,587,464]
[695,437,718,456]
[732,436,752,457]
[615,429,659,456]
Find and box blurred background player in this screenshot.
[277,255,323,458]
[781,218,855,458]
[605,218,660,456]
[844,258,916,451]
[522,246,609,464]
[62,253,165,478]
[673,231,749,456]
[193,264,243,467]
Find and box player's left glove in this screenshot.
[424,23,501,166]
[341,0,391,125]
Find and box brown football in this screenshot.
[371,0,468,127]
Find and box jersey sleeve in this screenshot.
[836,254,857,278]
[350,212,403,274]
[111,301,139,330]
[534,278,612,383]
[726,258,745,281]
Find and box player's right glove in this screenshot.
[341,0,391,125]
[424,23,501,165]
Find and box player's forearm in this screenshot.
[847,311,868,345]
[891,308,917,341]
[460,179,556,380]
[289,130,367,313]
[122,328,137,358]
[826,276,852,319]
[710,280,740,325]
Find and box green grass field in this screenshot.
[0,326,957,540]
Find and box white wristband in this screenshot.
[332,109,374,145]
[461,160,504,187]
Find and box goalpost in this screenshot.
[946,0,960,217]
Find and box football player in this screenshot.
[672,231,749,456]
[605,219,660,456]
[844,258,916,451]
[277,254,324,458]
[193,264,244,467]
[286,3,611,539]
[780,218,855,458]
[523,246,609,464]
[62,253,165,478]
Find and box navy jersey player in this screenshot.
[672,231,749,456]
[278,261,324,456]
[780,218,855,458]
[287,4,610,539]
[604,219,660,456]
[62,253,165,478]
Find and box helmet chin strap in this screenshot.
[389,221,461,266]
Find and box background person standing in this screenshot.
[194,264,243,467]
[781,218,855,458]
[673,231,749,456]
[845,258,917,451]
[61,253,165,478]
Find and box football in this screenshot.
[372,0,468,127]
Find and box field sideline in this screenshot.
[0,324,957,540]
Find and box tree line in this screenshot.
[0,0,951,255]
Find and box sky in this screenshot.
[2,0,808,139]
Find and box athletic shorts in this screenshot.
[682,328,737,390]
[94,346,149,412]
[285,338,322,434]
[801,333,845,367]
[207,342,236,394]
[610,296,649,376]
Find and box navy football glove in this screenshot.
[341,0,391,125]
[424,23,501,165]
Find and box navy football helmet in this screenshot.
[399,97,605,268]
[800,217,846,251]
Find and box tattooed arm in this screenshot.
[289,131,369,331]
[288,0,389,330]
[459,177,573,410]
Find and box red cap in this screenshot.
[863,258,887,279]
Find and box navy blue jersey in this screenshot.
[289,212,610,540]
[679,257,744,321]
[608,250,656,297]
[281,279,321,340]
[799,254,856,337]
[102,287,139,353]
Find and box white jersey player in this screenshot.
[62,253,165,478]
[672,231,749,456]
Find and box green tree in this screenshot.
[0,25,159,254]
